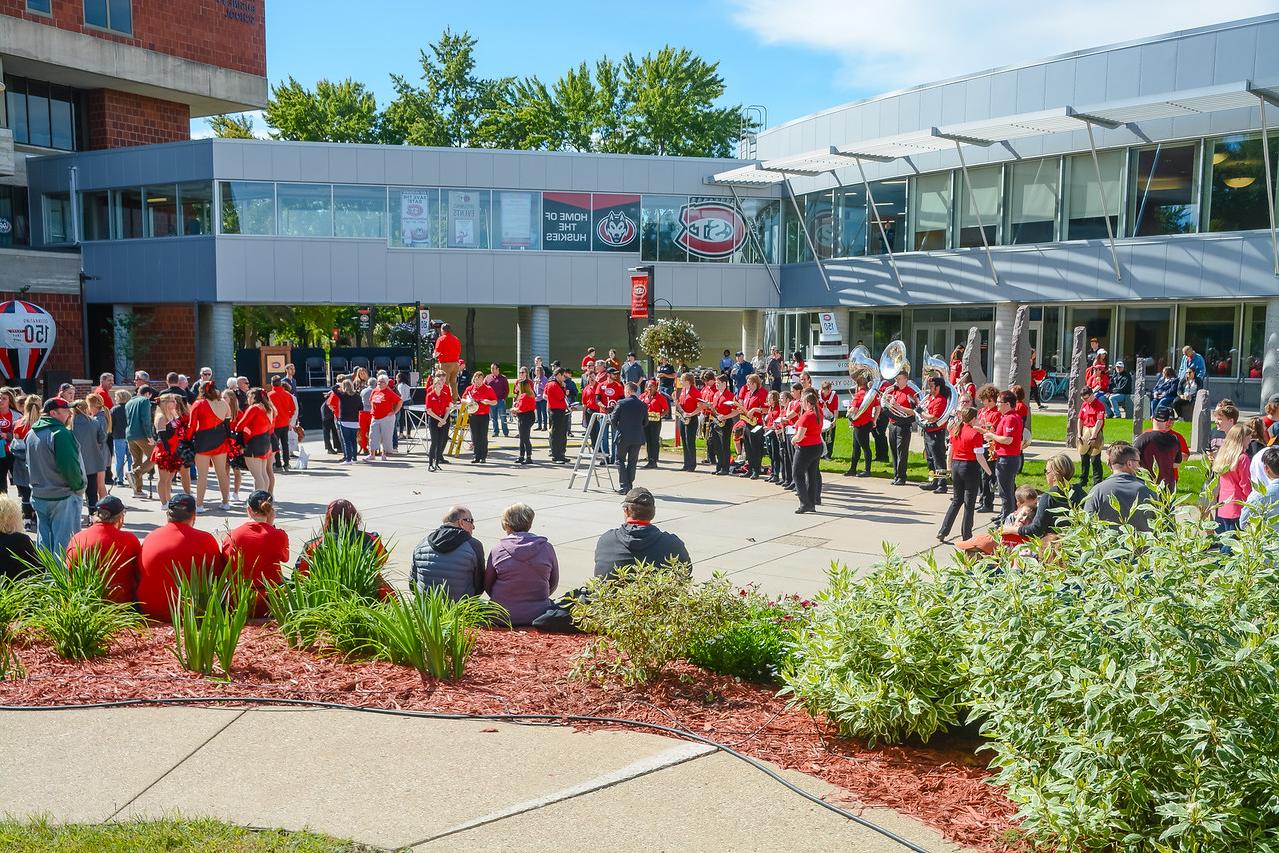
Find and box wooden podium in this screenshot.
[260,345,292,386]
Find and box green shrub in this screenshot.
[369,586,507,681]
[688,587,813,683]
[0,575,33,679]
[169,561,253,679]
[24,548,144,660]
[569,560,738,686]
[780,554,969,747]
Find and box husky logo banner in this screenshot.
[676,201,746,258]
[591,194,640,252]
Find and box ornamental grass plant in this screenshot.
[169,560,253,679]
[368,586,508,681]
[23,547,144,661]
[0,575,32,679]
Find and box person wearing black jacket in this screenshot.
[610,383,647,494]
[1010,453,1085,539]
[766,347,784,393]
[593,488,691,579]
[1108,361,1134,419]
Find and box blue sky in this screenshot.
[196,1,1276,138]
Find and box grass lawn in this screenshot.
[0,818,375,852]
[664,412,1209,497]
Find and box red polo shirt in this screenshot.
[424,386,453,417]
[994,411,1023,457]
[884,385,918,418]
[514,392,536,414]
[596,379,624,410]
[1079,397,1106,430]
[794,411,823,446]
[949,423,986,461]
[849,388,876,427]
[712,388,737,418]
[222,521,290,617]
[434,332,461,363]
[66,523,142,604]
[137,522,223,620]
[463,383,497,416]
[922,394,947,432]
[267,387,296,429]
[545,380,567,411]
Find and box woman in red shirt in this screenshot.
[0,388,16,495]
[976,391,1023,520]
[462,372,497,463]
[150,393,192,505]
[1076,387,1107,488]
[917,376,951,494]
[764,391,785,484]
[675,373,701,472]
[817,380,839,460]
[367,375,402,462]
[937,407,993,543]
[974,384,1001,512]
[641,379,670,469]
[189,381,232,511]
[513,378,537,465]
[235,388,276,496]
[544,370,569,463]
[844,374,876,479]
[791,391,824,514]
[294,499,392,599]
[222,489,290,617]
[423,372,453,472]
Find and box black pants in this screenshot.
[428,419,448,466]
[822,419,836,459]
[939,460,981,540]
[849,422,873,474]
[922,428,947,477]
[995,454,1020,519]
[644,420,662,466]
[517,410,534,461]
[744,424,763,474]
[873,411,890,461]
[616,442,641,492]
[322,416,341,453]
[1029,381,1043,406]
[775,432,793,483]
[549,409,568,461]
[1078,451,1103,488]
[84,472,99,514]
[17,484,32,520]
[887,419,913,482]
[680,415,699,470]
[469,413,489,461]
[0,454,13,493]
[979,468,995,510]
[793,443,823,509]
[273,426,291,468]
[710,417,735,473]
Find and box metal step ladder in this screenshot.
[568,411,615,493]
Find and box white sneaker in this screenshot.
[219,502,231,511]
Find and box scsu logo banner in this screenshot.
[0,301,57,381]
[675,201,746,259]
[591,194,640,252]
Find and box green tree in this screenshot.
[208,113,257,139]
[620,47,742,156]
[264,77,384,143]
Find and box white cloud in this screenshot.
[189,110,270,140]
[729,2,1277,93]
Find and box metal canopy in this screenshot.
[705,163,786,185]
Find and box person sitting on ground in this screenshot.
[221,490,289,617]
[1132,407,1185,492]
[136,493,223,620]
[1008,453,1085,542]
[1082,442,1155,533]
[1241,447,1279,525]
[956,484,1040,556]
[294,499,391,598]
[411,505,485,600]
[66,495,141,603]
[593,487,691,579]
[0,494,38,581]
[485,503,559,626]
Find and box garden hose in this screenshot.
[0,695,934,853]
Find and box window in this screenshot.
[110,188,142,239]
[178,182,213,236]
[1243,304,1267,380]
[220,181,275,235]
[4,79,28,144]
[1181,305,1238,377]
[443,189,490,249]
[42,193,71,244]
[26,0,52,13]
[49,89,73,150]
[834,185,867,258]
[640,195,687,262]
[1204,134,1279,233]
[956,165,1001,248]
[1039,305,1062,373]
[81,191,111,241]
[4,75,80,151]
[1066,306,1114,359]
[1118,305,1174,375]
[1007,158,1059,244]
[491,190,539,249]
[142,185,178,238]
[910,172,951,250]
[389,187,440,248]
[867,179,906,255]
[276,183,332,237]
[26,80,51,148]
[1065,150,1122,240]
[782,191,834,262]
[0,186,31,248]
[737,197,780,264]
[1130,143,1199,236]
[84,0,132,34]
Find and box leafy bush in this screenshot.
[169,561,253,679]
[24,548,144,660]
[688,587,813,683]
[0,576,32,679]
[569,560,738,686]
[638,317,701,367]
[780,555,969,747]
[369,586,508,681]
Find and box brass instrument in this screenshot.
[916,347,959,429]
[847,346,881,420]
[878,341,921,418]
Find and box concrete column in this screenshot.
[991,301,1020,389]
[740,309,762,357]
[515,306,532,369]
[112,304,132,379]
[196,302,234,384]
[1263,297,1279,405]
[530,305,550,366]
[834,309,850,347]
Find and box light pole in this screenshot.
[629,265,656,375]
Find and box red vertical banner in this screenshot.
[629,273,649,319]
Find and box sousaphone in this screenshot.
[847,346,881,420]
[917,347,958,429]
[878,340,921,418]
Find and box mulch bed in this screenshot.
[0,626,1020,851]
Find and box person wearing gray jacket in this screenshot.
[71,401,108,516]
[410,506,485,600]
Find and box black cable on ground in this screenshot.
[0,695,934,853]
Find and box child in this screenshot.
[956,484,1041,555]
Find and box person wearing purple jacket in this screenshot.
[485,502,559,625]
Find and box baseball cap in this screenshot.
[42,398,70,413]
[735,351,744,356]
[1153,407,1175,422]
[622,487,655,508]
[166,493,197,513]
[95,495,126,519]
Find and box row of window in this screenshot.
[25,0,132,34]
[3,75,82,152]
[784,132,1279,262]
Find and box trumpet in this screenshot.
[847,346,881,420]
[878,340,921,418]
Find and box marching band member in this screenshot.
[779,383,803,490]
[641,379,669,469]
[974,384,1001,512]
[763,391,783,483]
[462,373,497,464]
[917,375,951,494]
[699,370,718,468]
[709,374,738,476]
[676,373,701,472]
[975,390,1024,520]
[513,378,537,465]
[423,371,452,472]
[791,391,823,514]
[883,373,918,486]
[546,368,570,463]
[737,373,768,479]
[936,407,992,543]
[789,351,806,384]
[818,380,838,459]
[844,373,876,478]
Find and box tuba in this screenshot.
[916,347,958,429]
[878,340,921,418]
[847,346,881,420]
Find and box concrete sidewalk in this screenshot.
[0,706,968,852]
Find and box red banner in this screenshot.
[629,273,649,319]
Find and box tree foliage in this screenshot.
[208,113,257,139]
[264,77,384,143]
[638,318,702,366]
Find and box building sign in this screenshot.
[0,300,56,381]
[629,273,650,319]
[675,201,747,259]
[216,0,258,23]
[358,308,371,331]
[399,191,434,247]
[817,311,840,341]
[498,192,534,249]
[591,194,640,252]
[0,218,11,235]
[542,192,592,250]
[418,308,431,337]
[447,190,480,248]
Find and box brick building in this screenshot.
[0,0,266,383]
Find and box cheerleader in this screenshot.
[150,393,192,505]
[640,379,669,469]
[675,373,701,472]
[221,389,246,502]
[817,380,838,459]
[190,381,232,510]
[234,388,276,495]
[844,373,876,478]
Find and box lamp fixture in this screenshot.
[1212,151,1228,165]
[1222,176,1256,189]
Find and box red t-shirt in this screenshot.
[596,379,623,410]
[1079,397,1106,430]
[514,392,536,414]
[713,388,737,418]
[580,354,595,372]
[66,523,142,605]
[818,391,838,418]
[976,404,1000,429]
[994,411,1023,457]
[434,332,461,363]
[738,387,767,420]
[848,389,876,427]
[268,387,296,429]
[545,381,567,411]
[922,394,947,432]
[222,521,290,617]
[463,383,497,416]
[1013,400,1030,425]
[794,411,823,446]
[136,522,223,620]
[1085,365,1110,392]
[949,423,986,462]
[676,388,700,415]
[884,386,918,419]
[369,387,402,420]
[424,386,453,417]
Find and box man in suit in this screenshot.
[611,382,647,495]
